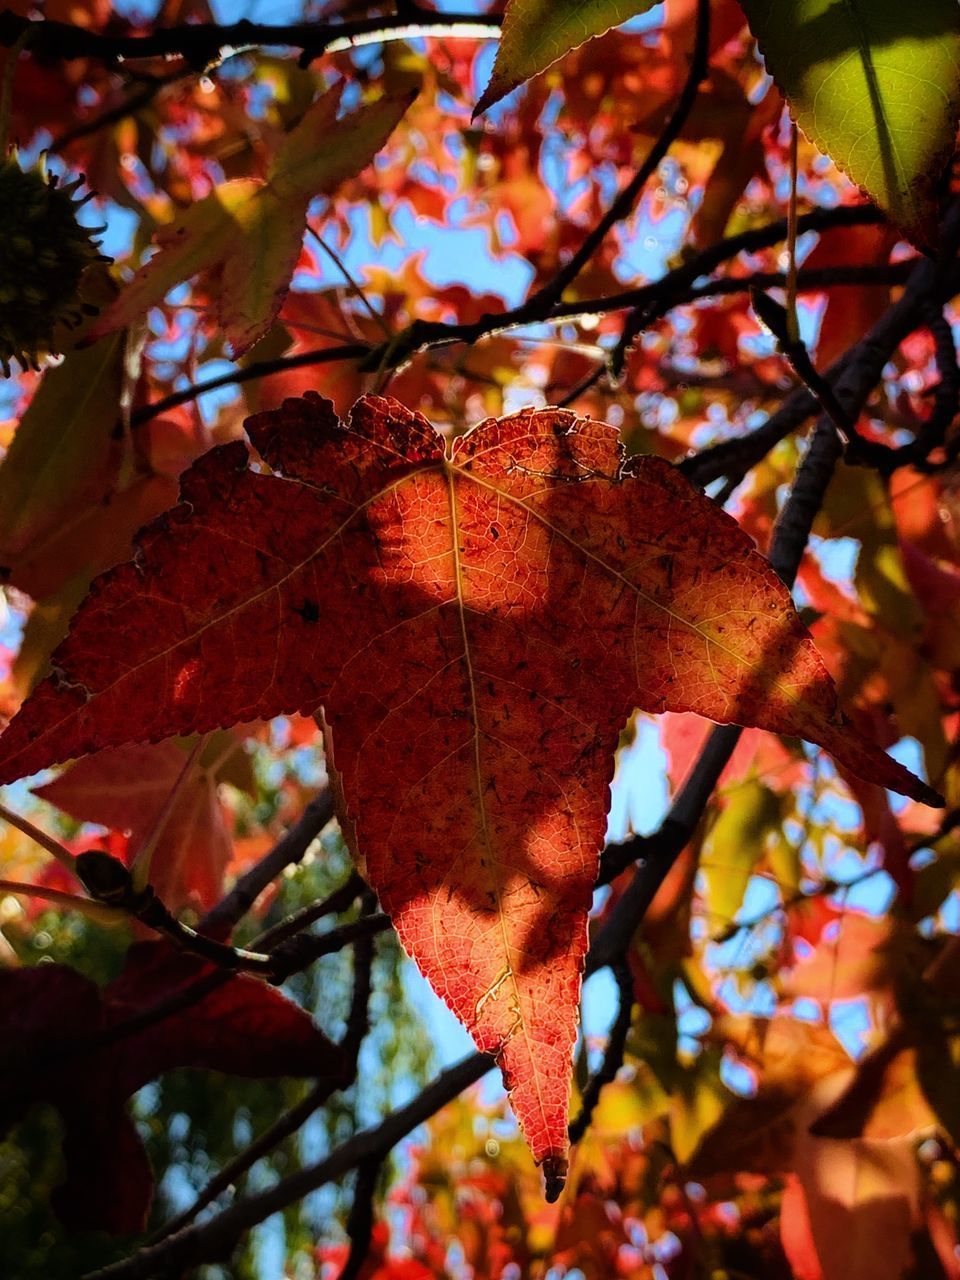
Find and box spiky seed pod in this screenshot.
[0,152,111,377]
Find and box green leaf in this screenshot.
[0,319,125,576]
[701,781,782,928]
[474,0,661,116]
[737,0,960,247]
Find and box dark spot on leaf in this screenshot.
[293,600,320,623]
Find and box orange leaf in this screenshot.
[785,1080,925,1280]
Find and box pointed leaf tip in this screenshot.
[542,1155,567,1203]
[474,0,661,117]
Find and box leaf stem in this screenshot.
[0,800,80,875]
[786,120,800,345]
[0,876,123,922]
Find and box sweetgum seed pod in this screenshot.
[0,152,112,376]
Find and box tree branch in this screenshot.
[568,959,634,1145]
[128,344,370,430]
[591,411,846,956]
[339,1157,384,1280]
[0,9,502,68]
[201,788,336,934]
[83,1053,495,1280]
[681,244,960,489]
[125,224,902,433]
[75,206,960,1277]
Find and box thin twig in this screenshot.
[529,0,710,308]
[0,877,121,923]
[147,896,378,1243]
[147,1073,343,1244]
[751,287,856,442]
[253,871,366,950]
[681,247,960,489]
[200,787,336,934]
[269,913,390,983]
[568,959,634,1144]
[82,1053,495,1280]
[308,224,391,339]
[129,343,370,429]
[123,212,895,431]
[13,876,379,1079]
[75,850,278,974]
[51,72,183,153]
[0,800,81,874]
[556,363,607,407]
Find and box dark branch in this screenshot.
[252,871,366,950]
[26,871,372,1081]
[75,850,278,974]
[129,344,370,431]
[681,243,960,489]
[0,10,502,68]
[268,914,391,983]
[83,1053,495,1280]
[529,0,710,308]
[76,202,960,1277]
[339,1157,384,1280]
[125,220,900,432]
[591,411,846,958]
[568,959,634,1145]
[147,896,378,1244]
[201,788,336,933]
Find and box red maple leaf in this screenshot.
[0,394,937,1190]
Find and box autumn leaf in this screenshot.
[691,1018,930,1280]
[0,942,341,1233]
[737,0,960,247]
[803,220,898,365]
[84,84,413,355]
[474,0,662,117]
[784,910,901,1005]
[35,734,249,912]
[0,340,125,582]
[0,395,939,1192]
[784,1079,926,1280]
